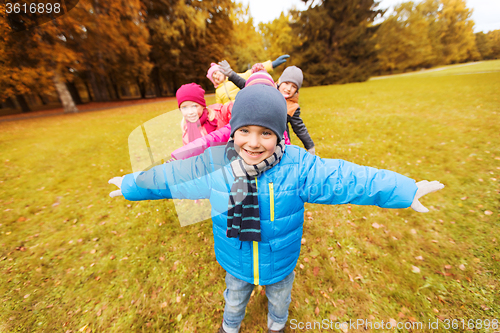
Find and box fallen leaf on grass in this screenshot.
[17,217,26,222]
[372,222,381,229]
[411,266,420,273]
[313,267,320,276]
[301,238,306,245]
[161,302,167,308]
[23,294,30,299]
[444,265,452,270]
[315,306,320,316]
[484,210,493,215]
[176,296,181,303]
[109,255,115,260]
[159,256,165,262]
[415,256,424,261]
[299,264,305,270]
[97,309,102,317]
[480,304,490,311]
[459,264,466,271]
[389,318,397,328]
[408,317,417,322]
[79,325,88,332]
[431,240,438,243]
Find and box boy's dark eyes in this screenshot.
[262,131,272,136]
[239,128,249,133]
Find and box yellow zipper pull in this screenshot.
[269,182,274,222]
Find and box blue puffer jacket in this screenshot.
[121,145,417,285]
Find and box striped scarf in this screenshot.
[225,139,285,242]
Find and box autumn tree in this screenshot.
[436,0,479,64]
[375,2,436,74]
[142,0,235,95]
[225,3,266,72]
[0,3,81,112]
[291,0,384,86]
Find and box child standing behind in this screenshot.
[176,83,231,145]
[207,55,289,105]
[277,66,315,155]
[109,85,444,333]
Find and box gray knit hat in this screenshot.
[278,66,303,90]
[230,85,287,141]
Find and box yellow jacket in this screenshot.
[215,60,273,105]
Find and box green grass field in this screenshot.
[1,60,499,333]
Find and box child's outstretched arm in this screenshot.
[288,107,315,152]
[171,124,231,160]
[299,151,443,211]
[218,60,246,89]
[108,151,214,201]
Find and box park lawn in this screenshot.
[0,60,499,332]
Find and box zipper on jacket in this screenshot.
[269,182,274,222]
[253,177,259,285]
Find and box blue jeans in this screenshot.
[222,271,295,333]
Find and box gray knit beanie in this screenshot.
[278,66,303,89]
[230,85,287,141]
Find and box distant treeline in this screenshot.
[1,0,498,113]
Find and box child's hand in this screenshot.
[272,54,290,68]
[411,180,445,212]
[108,176,124,198]
[218,60,232,76]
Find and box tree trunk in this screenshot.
[4,96,17,109]
[151,66,162,97]
[136,78,146,99]
[109,75,121,100]
[38,93,49,105]
[84,80,93,102]
[15,94,31,112]
[89,71,104,102]
[66,81,83,105]
[53,73,78,113]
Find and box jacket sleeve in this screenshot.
[228,72,246,90]
[288,107,315,150]
[237,60,273,81]
[171,124,231,160]
[298,151,418,208]
[121,150,213,201]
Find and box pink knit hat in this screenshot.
[206,63,221,86]
[245,71,276,88]
[251,63,265,73]
[176,83,206,108]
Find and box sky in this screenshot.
[239,0,500,33]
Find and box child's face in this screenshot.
[212,70,226,86]
[278,82,298,99]
[234,125,277,165]
[179,101,204,123]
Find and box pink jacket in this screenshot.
[172,124,291,160]
[180,103,232,146]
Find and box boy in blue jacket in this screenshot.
[108,85,444,333]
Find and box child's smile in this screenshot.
[279,81,298,99]
[234,125,278,165]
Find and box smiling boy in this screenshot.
[109,85,444,333]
